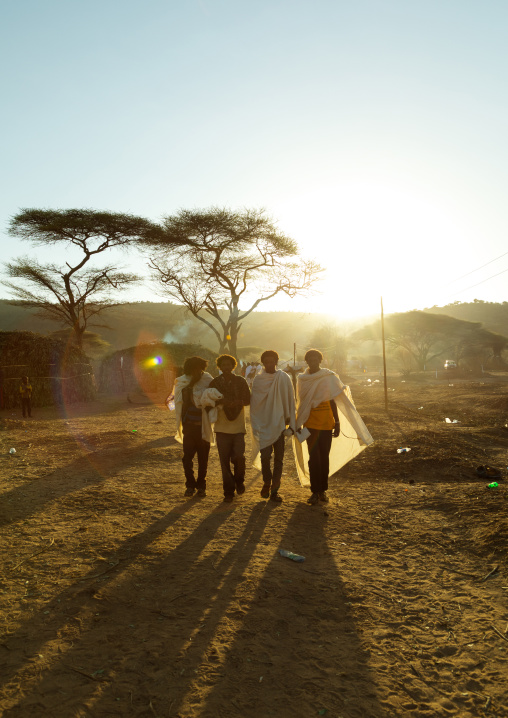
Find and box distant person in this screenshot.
[294,349,373,505]
[20,375,32,418]
[173,357,213,497]
[209,355,251,502]
[250,350,295,502]
[245,362,256,388]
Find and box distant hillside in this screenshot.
[423,301,508,337]
[0,301,368,359]
[2,299,506,359]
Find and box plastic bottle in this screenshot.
[9,448,16,455]
[487,481,499,489]
[166,396,175,411]
[397,447,411,454]
[278,549,305,562]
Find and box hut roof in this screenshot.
[103,341,216,368]
[0,331,88,373]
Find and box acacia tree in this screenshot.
[453,327,508,369]
[308,323,347,373]
[354,310,507,370]
[143,208,322,357]
[4,209,163,349]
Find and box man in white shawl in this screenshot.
[172,356,214,497]
[293,349,373,505]
[250,350,296,503]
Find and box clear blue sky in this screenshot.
[2,0,508,319]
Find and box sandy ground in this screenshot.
[0,374,507,718]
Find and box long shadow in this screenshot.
[1,501,275,716]
[0,498,199,697]
[0,434,181,527]
[191,503,385,718]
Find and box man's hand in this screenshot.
[284,418,294,435]
[333,421,340,438]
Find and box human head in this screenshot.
[183,356,208,379]
[261,350,279,373]
[304,349,323,373]
[22,375,29,383]
[216,354,237,373]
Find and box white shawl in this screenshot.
[172,372,214,444]
[198,387,224,444]
[250,369,296,469]
[292,368,373,487]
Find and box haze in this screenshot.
[2,0,507,320]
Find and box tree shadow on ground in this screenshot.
[0,435,181,527]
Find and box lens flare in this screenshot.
[144,356,163,368]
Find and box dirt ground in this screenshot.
[0,372,507,718]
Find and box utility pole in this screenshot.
[381,297,388,412]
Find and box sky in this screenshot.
[2,0,508,321]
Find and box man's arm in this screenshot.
[330,400,340,437]
[239,376,251,405]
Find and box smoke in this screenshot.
[163,321,198,344]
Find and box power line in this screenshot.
[452,266,508,296]
[446,250,508,286]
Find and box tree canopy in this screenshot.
[4,208,163,349]
[143,207,322,356]
[353,310,507,370]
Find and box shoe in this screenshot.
[307,493,319,505]
[270,492,282,503]
[223,495,234,503]
[260,483,270,499]
[236,484,246,495]
[318,492,329,503]
[184,488,195,497]
[196,489,207,497]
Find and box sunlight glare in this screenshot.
[273,181,469,318]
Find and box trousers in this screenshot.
[21,397,32,418]
[306,428,333,493]
[182,423,210,490]
[215,432,246,497]
[260,432,285,492]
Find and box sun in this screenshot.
[271,180,468,319]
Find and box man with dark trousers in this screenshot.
[173,356,213,497]
[209,354,251,502]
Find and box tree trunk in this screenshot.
[73,323,85,351]
[227,300,240,360]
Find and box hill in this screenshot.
[424,300,508,336]
[0,301,370,359]
[2,299,506,360]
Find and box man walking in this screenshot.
[209,355,251,502]
[294,349,373,505]
[173,356,213,497]
[250,350,295,502]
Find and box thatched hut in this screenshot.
[0,331,96,409]
[99,342,217,395]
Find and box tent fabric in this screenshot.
[250,369,296,470]
[172,372,214,444]
[292,368,374,488]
